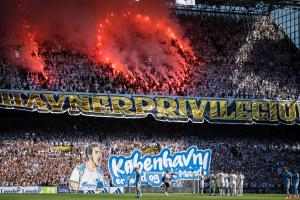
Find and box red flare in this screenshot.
[94,11,197,88]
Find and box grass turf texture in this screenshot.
[0,194,288,200]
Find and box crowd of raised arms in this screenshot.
[0,14,299,100]
[0,115,299,193]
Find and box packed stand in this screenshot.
[0,14,299,100]
[0,115,299,192]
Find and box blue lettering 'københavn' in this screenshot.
[108,146,212,187]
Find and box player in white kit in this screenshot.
[209,172,216,196]
[229,171,237,196]
[237,171,245,196]
[218,171,225,196]
[224,173,230,196]
[69,144,104,192]
[199,172,206,195]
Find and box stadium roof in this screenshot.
[172,0,300,16]
[193,0,300,8]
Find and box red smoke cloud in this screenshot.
[0,0,195,86]
[94,11,194,84]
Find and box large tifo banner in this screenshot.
[108,146,212,187]
[0,89,299,125]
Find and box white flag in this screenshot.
[176,0,195,5]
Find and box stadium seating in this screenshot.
[0,14,299,100]
[0,113,299,192]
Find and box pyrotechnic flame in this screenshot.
[94,11,196,89]
[17,3,48,81]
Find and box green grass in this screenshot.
[0,194,287,200]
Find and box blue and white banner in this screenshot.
[108,146,212,187]
[57,187,124,194]
[57,186,70,194]
[105,187,124,194]
[77,187,124,194]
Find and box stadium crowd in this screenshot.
[0,14,299,100]
[0,115,299,193]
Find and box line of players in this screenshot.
[133,168,244,198]
[198,171,244,196]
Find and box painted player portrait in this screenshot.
[69,144,105,191]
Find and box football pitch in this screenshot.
[0,194,288,200]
